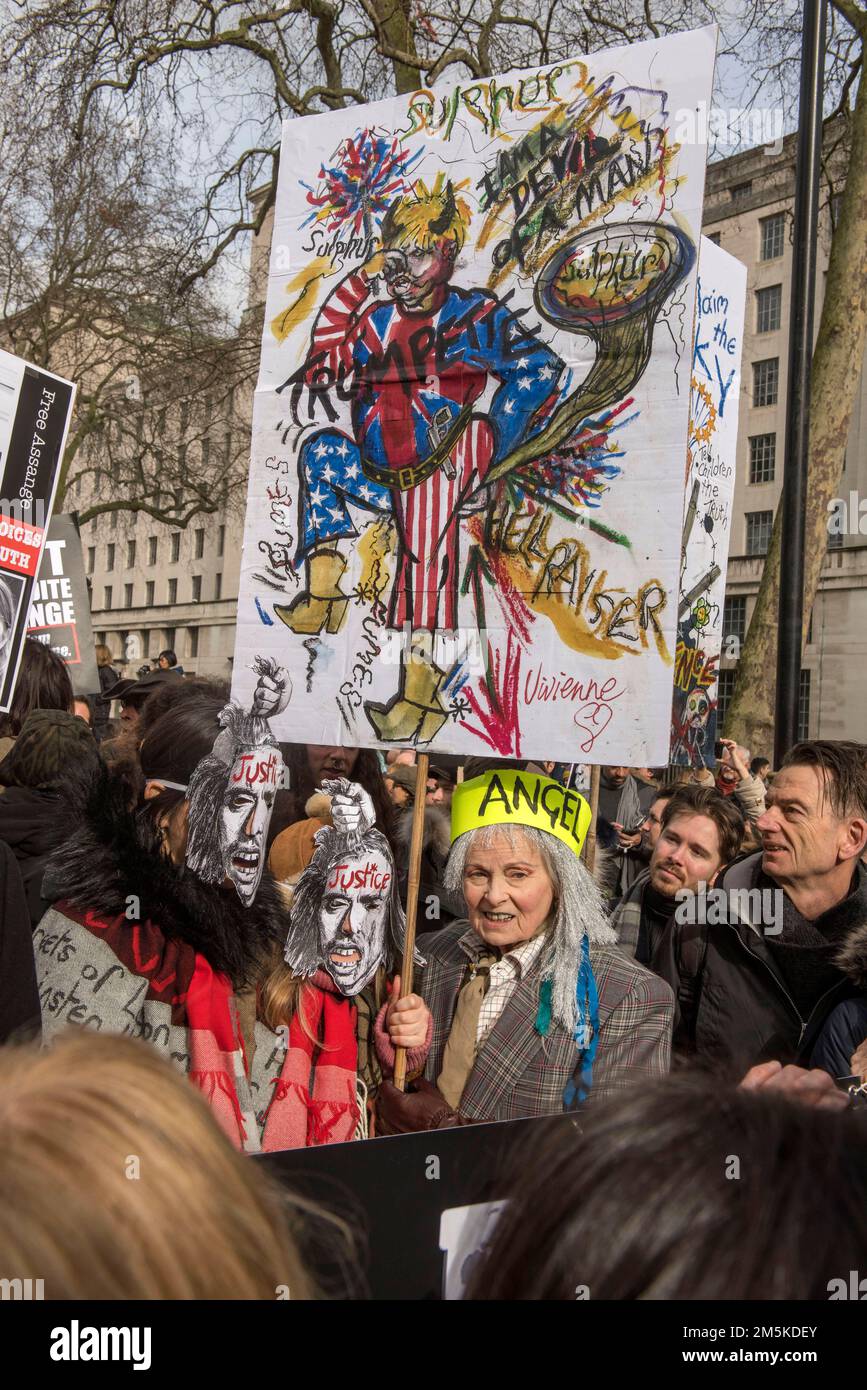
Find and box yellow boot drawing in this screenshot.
[365,652,449,744]
[274,548,349,635]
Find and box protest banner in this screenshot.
[670,237,747,766]
[27,514,99,696]
[259,1111,574,1299]
[231,27,717,767]
[0,350,75,712]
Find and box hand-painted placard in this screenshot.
[0,350,75,712]
[670,237,747,766]
[233,28,716,762]
[27,514,99,695]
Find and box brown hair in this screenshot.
[661,784,744,865]
[466,1072,867,1300]
[0,1031,318,1299]
[260,952,388,1036]
[782,740,867,820]
[95,643,115,668]
[0,637,73,738]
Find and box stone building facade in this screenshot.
[704,126,867,746]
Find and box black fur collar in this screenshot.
[45,766,287,986]
[834,861,867,987]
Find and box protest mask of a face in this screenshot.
[219,745,283,906]
[318,847,392,995]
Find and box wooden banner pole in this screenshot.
[393,751,429,1092]
[583,764,601,875]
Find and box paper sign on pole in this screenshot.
[27,514,99,696]
[232,28,717,762]
[0,351,76,712]
[670,237,747,766]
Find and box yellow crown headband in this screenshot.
[451,770,592,859]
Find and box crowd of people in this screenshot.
[1,636,866,1300]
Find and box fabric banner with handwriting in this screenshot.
[670,236,747,767]
[233,27,716,762]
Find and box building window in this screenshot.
[104,586,113,610]
[192,575,202,602]
[194,528,205,559]
[146,580,155,606]
[168,578,178,604]
[163,627,176,653]
[126,539,136,568]
[123,583,133,608]
[798,670,811,741]
[717,669,736,730]
[214,572,222,600]
[218,525,225,557]
[760,213,785,261]
[707,231,721,246]
[106,543,115,572]
[827,528,843,550]
[148,536,158,565]
[188,627,199,660]
[756,285,782,334]
[87,546,95,574]
[749,434,776,483]
[746,510,774,556]
[731,180,753,203]
[753,358,779,407]
[109,511,118,531]
[171,533,180,563]
[723,596,747,644]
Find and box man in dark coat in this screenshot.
[596,766,658,905]
[653,740,867,1072]
[611,785,744,967]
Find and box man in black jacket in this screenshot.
[612,785,744,967]
[655,740,867,1072]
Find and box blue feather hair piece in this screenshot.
[535,935,600,1108]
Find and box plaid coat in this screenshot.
[419,920,674,1121]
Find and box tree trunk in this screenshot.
[725,72,867,753]
[373,0,422,94]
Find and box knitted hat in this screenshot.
[0,709,100,790]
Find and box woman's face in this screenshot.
[462,830,555,949]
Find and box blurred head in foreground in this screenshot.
[465,1073,867,1300]
[0,1031,316,1299]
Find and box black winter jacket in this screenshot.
[810,997,867,1079]
[0,786,66,928]
[651,852,867,1073]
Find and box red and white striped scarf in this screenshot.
[263,971,360,1150]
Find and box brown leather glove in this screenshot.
[376,1077,477,1134]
